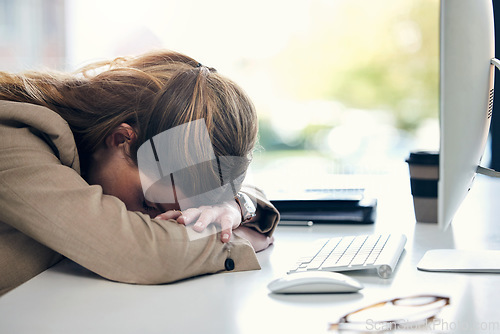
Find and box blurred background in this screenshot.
[0,0,441,193]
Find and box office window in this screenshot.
[1,0,439,190]
[0,0,66,71]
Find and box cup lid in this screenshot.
[406,151,439,165]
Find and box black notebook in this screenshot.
[269,188,376,224]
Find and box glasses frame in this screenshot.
[329,294,450,332]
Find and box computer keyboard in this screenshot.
[288,233,407,278]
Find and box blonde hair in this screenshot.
[0,50,258,186]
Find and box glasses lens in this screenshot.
[347,303,414,323]
[394,295,441,307]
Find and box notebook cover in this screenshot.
[270,192,377,224]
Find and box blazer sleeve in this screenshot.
[0,123,271,285]
[240,185,280,236]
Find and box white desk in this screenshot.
[1,170,500,333]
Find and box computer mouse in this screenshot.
[267,271,364,294]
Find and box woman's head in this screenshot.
[0,50,258,215]
[135,62,258,207]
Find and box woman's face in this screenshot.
[86,125,180,218]
[90,155,185,218]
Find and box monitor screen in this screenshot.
[438,0,496,230]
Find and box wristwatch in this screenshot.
[234,192,257,223]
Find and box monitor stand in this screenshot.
[417,249,500,273]
[418,164,500,273]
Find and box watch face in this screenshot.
[236,193,256,222]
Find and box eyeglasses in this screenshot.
[328,294,450,332]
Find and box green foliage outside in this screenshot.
[255,0,439,155]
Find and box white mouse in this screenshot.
[267,271,364,294]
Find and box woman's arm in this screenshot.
[233,226,275,252]
[0,115,268,285]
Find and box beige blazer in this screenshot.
[0,101,279,296]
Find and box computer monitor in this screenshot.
[417,0,500,273]
[438,0,496,230]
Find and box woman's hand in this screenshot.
[155,200,242,243]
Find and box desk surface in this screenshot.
[1,169,500,333]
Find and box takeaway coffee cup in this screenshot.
[406,151,439,223]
